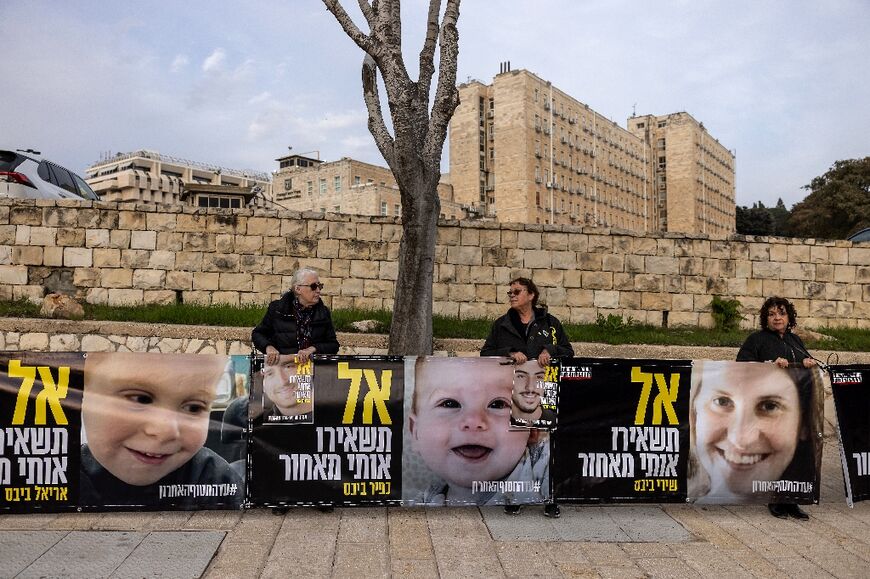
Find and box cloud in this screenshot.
[170,54,189,73]
[202,48,226,73]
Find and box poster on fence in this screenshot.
[687,361,823,505]
[553,358,691,503]
[830,365,870,506]
[0,352,83,513]
[510,359,559,430]
[79,352,244,510]
[248,355,404,507]
[402,357,550,506]
[1,352,246,513]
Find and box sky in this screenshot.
[1,0,867,209]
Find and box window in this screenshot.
[657,121,666,128]
[380,202,387,216]
[354,175,361,185]
[307,180,313,194]
[47,163,76,194]
[394,203,400,215]
[319,178,327,194]
[333,205,340,212]
[334,175,342,191]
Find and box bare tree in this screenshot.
[322,0,461,355]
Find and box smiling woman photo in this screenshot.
[688,361,822,508]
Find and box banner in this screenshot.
[510,359,559,430]
[248,355,404,507]
[402,357,550,506]
[553,358,691,503]
[0,353,82,513]
[687,361,822,505]
[0,352,246,513]
[830,365,870,505]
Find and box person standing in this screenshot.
[736,296,817,520]
[481,276,574,517]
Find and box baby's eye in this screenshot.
[711,396,733,409]
[488,398,510,410]
[125,393,153,405]
[436,398,460,409]
[182,402,210,415]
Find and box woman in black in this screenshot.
[481,276,574,517]
[736,296,817,520]
[252,267,340,363]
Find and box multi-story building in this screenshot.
[627,113,735,235]
[85,150,273,208]
[272,154,466,220]
[449,67,736,233]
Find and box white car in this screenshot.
[0,148,99,200]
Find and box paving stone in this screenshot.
[634,557,702,579]
[769,556,837,578]
[17,531,146,579]
[332,542,389,578]
[112,531,225,579]
[495,541,563,577]
[0,531,66,578]
[391,559,440,578]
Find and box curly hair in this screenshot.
[759,296,798,331]
[509,277,540,308]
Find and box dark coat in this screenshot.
[251,292,339,355]
[481,306,574,359]
[736,328,812,364]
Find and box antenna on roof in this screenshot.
[632,103,637,117]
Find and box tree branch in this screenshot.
[417,0,442,105]
[357,0,375,28]
[361,55,396,166]
[425,0,461,165]
[322,0,374,54]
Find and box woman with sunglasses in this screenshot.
[481,276,573,518]
[252,267,339,365]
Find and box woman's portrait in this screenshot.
[688,361,822,504]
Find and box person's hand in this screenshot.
[510,351,528,365]
[802,358,817,368]
[774,357,789,368]
[265,345,279,366]
[295,346,316,364]
[537,350,551,367]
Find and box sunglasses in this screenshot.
[298,282,324,291]
[506,289,525,297]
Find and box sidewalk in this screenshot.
[1,440,867,578]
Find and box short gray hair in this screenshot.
[291,267,319,288]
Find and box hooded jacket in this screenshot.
[481,306,574,359]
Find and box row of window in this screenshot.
[283,175,390,195]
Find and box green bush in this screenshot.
[710,295,744,331]
[594,312,635,333]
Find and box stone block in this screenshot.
[176,213,209,232]
[542,232,568,251]
[780,262,814,280]
[460,228,479,246]
[175,251,203,271]
[523,250,551,269]
[533,268,563,287]
[633,237,657,255]
[216,234,235,254]
[517,231,541,249]
[479,229,501,248]
[563,270,583,287]
[12,285,42,302]
[447,246,482,266]
[788,244,811,262]
[132,269,166,289]
[235,235,263,254]
[849,247,870,265]
[130,230,157,250]
[63,247,92,267]
[349,260,379,280]
[641,292,671,310]
[0,225,15,245]
[108,288,143,306]
[165,271,193,290]
[656,238,675,256]
[567,233,588,252]
[13,246,43,265]
[246,216,281,236]
[263,236,289,255]
[202,254,239,273]
[145,212,177,231]
[43,246,63,267]
[29,226,56,246]
[211,291,240,306]
[121,249,151,268]
[183,232,216,251]
[644,256,679,275]
[829,247,848,265]
[810,245,829,262]
[110,229,131,248]
[238,254,270,274]
[144,290,176,305]
[634,274,662,292]
[57,228,84,246]
[193,272,221,290]
[272,256,301,275]
[566,288,594,306]
[364,279,393,298]
[578,253,602,270]
[220,273,253,291]
[20,333,50,350]
[85,287,108,304]
[582,271,612,289]
[73,268,100,287]
[752,261,781,279]
[280,219,307,238]
[101,268,133,288]
[93,248,121,268]
[328,221,357,240]
[50,333,80,351]
[613,272,634,290]
[588,234,612,252]
[748,243,770,261]
[601,254,624,272]
[10,206,42,225]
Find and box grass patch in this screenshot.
[0,299,867,351]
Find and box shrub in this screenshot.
[594,312,635,333]
[710,296,744,331]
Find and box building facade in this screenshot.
[272,154,466,220]
[85,150,273,209]
[626,113,735,235]
[449,68,736,233]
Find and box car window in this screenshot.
[0,151,24,172]
[73,174,99,200]
[38,161,52,181]
[48,163,76,194]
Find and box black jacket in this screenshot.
[251,292,339,355]
[736,329,812,364]
[481,307,574,359]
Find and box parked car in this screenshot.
[848,228,870,242]
[0,148,99,201]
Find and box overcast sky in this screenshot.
[1,0,867,208]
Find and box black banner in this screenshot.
[553,358,691,503]
[831,365,870,505]
[248,355,403,506]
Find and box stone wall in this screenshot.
[1,198,869,329]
